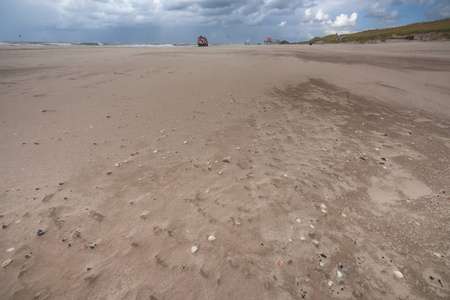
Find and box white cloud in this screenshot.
[304,8,312,19]
[278,21,287,26]
[332,12,357,27]
[315,9,330,22]
[325,29,351,35]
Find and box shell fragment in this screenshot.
[2,259,12,268]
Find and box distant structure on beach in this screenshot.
[197,36,208,47]
[264,37,289,45]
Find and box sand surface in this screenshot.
[0,42,449,299]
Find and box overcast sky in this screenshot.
[0,0,449,44]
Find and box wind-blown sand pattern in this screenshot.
[1,43,449,299]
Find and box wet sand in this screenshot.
[0,42,449,299]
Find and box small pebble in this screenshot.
[37,229,45,236]
[140,211,149,219]
[191,246,198,253]
[300,236,306,241]
[6,248,14,252]
[2,225,7,229]
[208,235,216,242]
[115,163,120,167]
[312,239,320,245]
[328,280,333,287]
[295,218,301,223]
[320,204,327,209]
[337,270,343,278]
[288,238,292,243]
[433,252,443,258]
[310,225,315,229]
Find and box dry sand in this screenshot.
[0,42,449,299]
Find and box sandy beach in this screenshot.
[1,42,449,299]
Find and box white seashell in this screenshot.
[6,248,14,252]
[312,239,320,245]
[300,236,306,241]
[208,235,216,242]
[115,163,120,167]
[310,225,315,229]
[191,246,198,253]
[153,150,158,153]
[296,218,301,223]
[337,271,343,278]
[320,204,327,209]
[319,262,324,267]
[2,259,12,268]
[433,252,442,258]
[236,147,240,150]
[321,209,328,214]
[219,171,223,175]
[184,140,187,144]
[393,271,404,279]
[328,280,333,287]
[341,213,347,217]
[288,239,292,243]
[283,174,288,177]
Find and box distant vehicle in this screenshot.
[280,40,289,44]
[198,36,208,47]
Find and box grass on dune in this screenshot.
[300,18,450,44]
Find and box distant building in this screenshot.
[264,37,281,45]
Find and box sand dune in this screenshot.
[1,43,449,299]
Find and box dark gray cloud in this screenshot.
[390,0,403,6]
